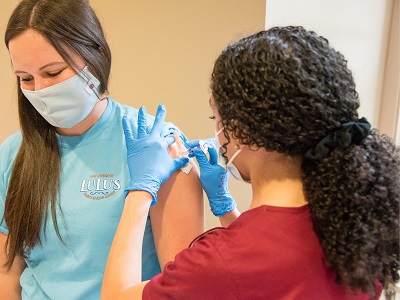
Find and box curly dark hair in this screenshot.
[211,26,400,298]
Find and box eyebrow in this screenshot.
[14,62,66,74]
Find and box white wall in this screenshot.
[265,0,394,129]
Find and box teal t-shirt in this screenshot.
[0,98,180,300]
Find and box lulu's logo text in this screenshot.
[80,174,121,200]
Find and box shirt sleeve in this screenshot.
[142,231,239,300]
[0,160,8,234]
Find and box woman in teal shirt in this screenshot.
[0,0,204,299]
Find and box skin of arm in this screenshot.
[219,208,241,228]
[101,191,152,300]
[0,232,26,300]
[150,141,204,269]
[151,163,204,268]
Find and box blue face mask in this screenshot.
[21,66,100,128]
[214,128,249,183]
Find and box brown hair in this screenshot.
[3,0,111,269]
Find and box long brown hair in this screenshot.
[3,0,111,269]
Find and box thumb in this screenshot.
[208,146,219,165]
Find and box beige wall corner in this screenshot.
[379,0,399,142]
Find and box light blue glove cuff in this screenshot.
[210,196,237,217]
[124,178,160,206]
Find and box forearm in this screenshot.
[219,208,241,228]
[101,191,152,300]
[0,233,25,300]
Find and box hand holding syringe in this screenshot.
[178,133,238,219]
[173,131,214,158]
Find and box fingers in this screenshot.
[184,139,200,149]
[137,106,148,138]
[150,104,166,135]
[208,146,219,165]
[122,116,134,145]
[192,148,209,167]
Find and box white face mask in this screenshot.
[21,66,100,128]
[215,128,249,183]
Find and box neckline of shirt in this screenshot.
[56,97,115,148]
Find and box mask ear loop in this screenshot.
[216,127,224,136]
[79,66,104,101]
[227,146,243,165]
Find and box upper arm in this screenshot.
[0,233,26,300]
[150,158,204,268]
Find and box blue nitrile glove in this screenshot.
[122,104,189,205]
[186,140,236,216]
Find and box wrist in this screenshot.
[125,190,153,206]
[125,179,160,205]
[209,196,237,217]
[219,208,241,227]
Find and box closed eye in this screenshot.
[20,76,33,82]
[47,69,64,77]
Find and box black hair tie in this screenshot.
[304,117,371,160]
